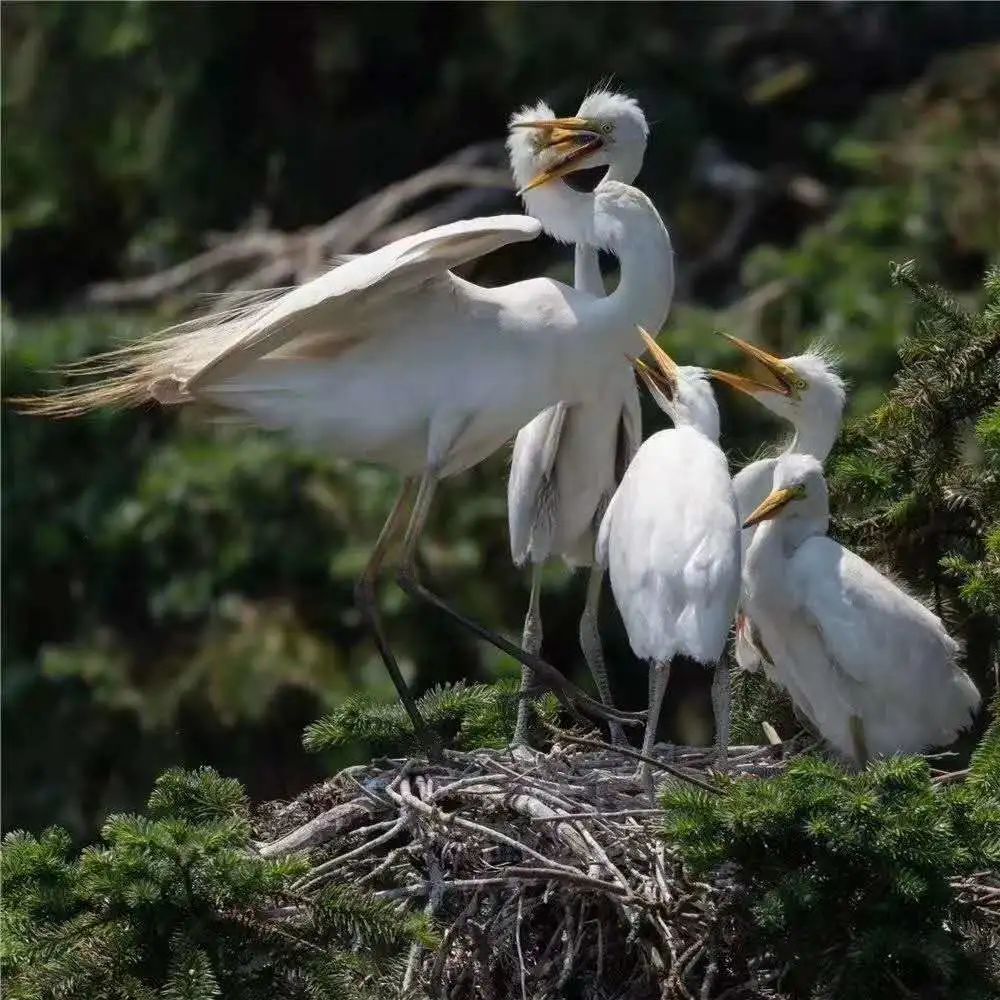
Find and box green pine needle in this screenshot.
[303,679,558,755]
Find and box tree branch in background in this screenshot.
[86,141,512,308]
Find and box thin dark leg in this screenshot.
[641,659,671,796]
[579,565,627,746]
[711,657,731,769]
[395,472,643,731]
[354,477,442,762]
[512,564,544,746]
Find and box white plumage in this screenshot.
[23,105,674,750]
[598,424,740,663]
[598,334,741,784]
[505,92,656,744]
[711,341,847,676]
[742,453,980,761]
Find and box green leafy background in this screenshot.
[3,4,999,838]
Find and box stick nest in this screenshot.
[255,732,809,999]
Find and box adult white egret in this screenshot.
[597,331,741,788]
[710,339,846,674]
[742,453,980,762]
[506,91,654,745]
[18,107,673,754]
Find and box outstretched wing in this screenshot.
[185,215,542,393]
[16,216,541,416]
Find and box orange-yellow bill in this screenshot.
[742,486,802,528]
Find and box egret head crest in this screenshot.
[511,89,648,195]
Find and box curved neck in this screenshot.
[596,188,675,338]
[788,418,838,462]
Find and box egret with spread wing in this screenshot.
[506,91,656,745]
[597,331,741,789]
[742,454,980,762]
[711,339,846,679]
[18,108,674,754]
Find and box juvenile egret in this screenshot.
[711,339,846,674]
[597,331,741,788]
[18,108,673,752]
[506,91,655,745]
[742,454,980,762]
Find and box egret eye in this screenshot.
[792,484,808,500]
[601,122,613,134]
[792,375,809,391]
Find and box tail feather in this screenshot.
[10,286,290,417]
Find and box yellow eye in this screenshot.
[601,122,613,134]
[793,484,808,500]
[792,375,808,391]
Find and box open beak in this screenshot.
[711,333,803,400]
[627,327,679,403]
[742,486,801,528]
[511,116,604,194]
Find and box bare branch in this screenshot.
[87,142,512,308]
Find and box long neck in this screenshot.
[788,416,838,462]
[596,187,675,339]
[745,516,796,609]
[574,242,604,296]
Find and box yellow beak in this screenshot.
[627,327,679,401]
[707,368,779,396]
[714,333,802,399]
[742,486,802,529]
[511,116,604,194]
[510,116,594,139]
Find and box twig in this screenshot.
[528,808,663,821]
[515,895,528,1000]
[932,768,969,785]
[87,142,512,307]
[546,725,725,796]
[250,742,819,997]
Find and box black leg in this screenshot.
[579,564,628,746]
[354,478,442,762]
[512,564,544,746]
[393,472,643,731]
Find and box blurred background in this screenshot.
[3,2,999,840]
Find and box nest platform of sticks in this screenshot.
[255,731,809,1000]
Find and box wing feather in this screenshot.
[507,402,569,565]
[15,216,541,417]
[790,537,979,754]
[186,215,541,392]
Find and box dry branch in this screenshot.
[254,734,816,1000]
[87,141,512,307]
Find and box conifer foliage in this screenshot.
[1,767,435,1000]
[662,753,1000,999]
[831,264,1000,694]
[303,679,559,756]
